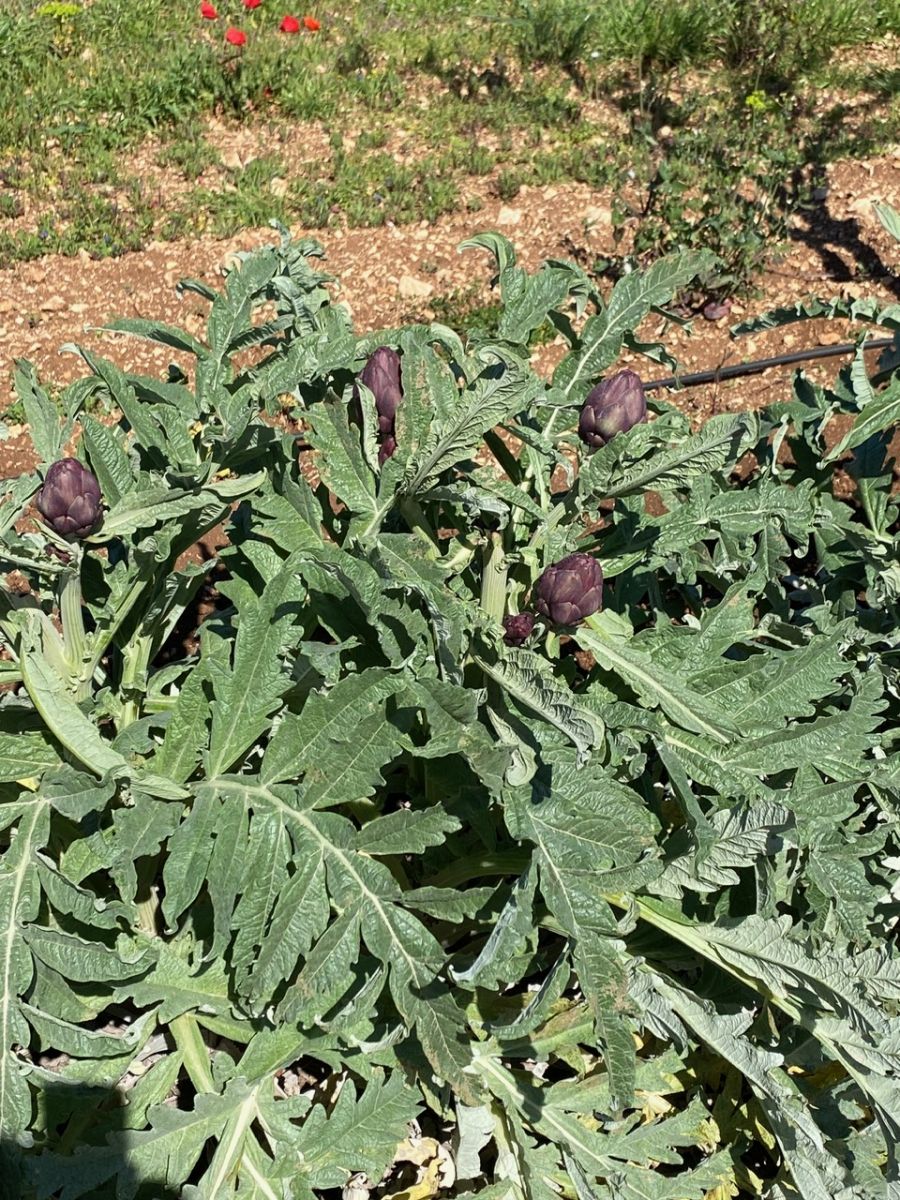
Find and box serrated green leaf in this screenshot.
[578,626,737,744]
[206,565,299,776]
[19,614,128,778]
[80,415,134,506]
[553,249,715,396]
[305,397,380,522]
[14,359,66,464]
[102,317,208,357]
[261,669,405,789]
[278,910,361,1024]
[25,926,151,984]
[822,371,900,463]
[161,789,219,928]
[22,1002,154,1060]
[477,646,602,761]
[119,935,234,1025]
[356,805,460,855]
[295,1072,420,1188]
[0,798,49,1138]
[243,846,328,1009]
[405,355,543,494]
[0,730,60,782]
[453,864,537,987]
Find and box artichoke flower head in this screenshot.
[578,369,647,449]
[36,459,102,541]
[533,552,603,626]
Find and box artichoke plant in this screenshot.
[533,552,603,626]
[578,369,647,448]
[36,458,102,540]
[355,346,402,463]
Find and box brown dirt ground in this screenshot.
[1,148,899,480]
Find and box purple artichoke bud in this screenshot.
[36,458,102,541]
[354,346,402,463]
[356,345,402,425]
[533,552,603,626]
[503,612,535,646]
[578,369,647,449]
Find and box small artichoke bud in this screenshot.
[378,434,397,464]
[355,347,402,455]
[503,612,535,646]
[578,369,647,449]
[533,552,603,626]
[36,458,102,541]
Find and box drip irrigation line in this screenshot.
[286,336,898,442]
[643,337,896,391]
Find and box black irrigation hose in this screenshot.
[287,337,898,440]
[643,337,897,392]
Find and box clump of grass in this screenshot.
[157,132,220,181]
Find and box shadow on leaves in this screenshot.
[1,1077,181,1200]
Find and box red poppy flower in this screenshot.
[225,26,247,44]
[303,15,320,29]
[279,14,300,31]
[243,0,261,7]
[200,1,218,17]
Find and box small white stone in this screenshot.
[398,274,433,300]
[497,205,522,226]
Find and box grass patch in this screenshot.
[1,0,899,290]
[156,131,221,181]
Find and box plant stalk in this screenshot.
[399,496,441,549]
[170,1013,216,1094]
[59,565,87,682]
[135,854,161,938]
[134,860,216,1096]
[118,632,154,731]
[77,575,148,699]
[479,532,508,623]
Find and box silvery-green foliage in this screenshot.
[0,222,899,1198]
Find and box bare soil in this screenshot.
[1,148,899,481]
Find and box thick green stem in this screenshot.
[170,1013,216,1094]
[136,896,159,938]
[76,575,147,699]
[118,632,154,732]
[399,497,440,550]
[527,497,568,555]
[135,854,161,938]
[427,849,530,888]
[479,533,508,623]
[59,566,87,681]
[519,408,576,496]
[134,863,216,1096]
[31,609,71,681]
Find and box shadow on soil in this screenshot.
[788,203,900,300]
[787,100,900,300]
